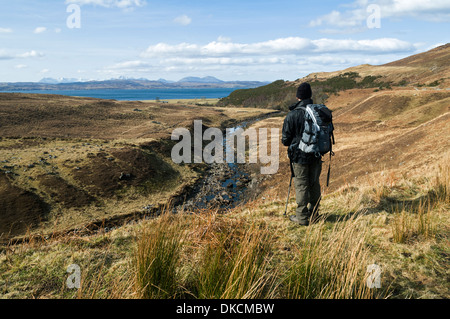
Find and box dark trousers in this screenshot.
[293,160,322,224]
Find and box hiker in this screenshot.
[282,82,322,226]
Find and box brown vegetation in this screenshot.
[0,45,449,299]
[301,43,450,88]
[0,94,275,241]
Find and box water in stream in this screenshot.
[175,121,255,212]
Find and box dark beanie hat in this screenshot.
[296,82,312,100]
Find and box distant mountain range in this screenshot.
[0,76,269,90]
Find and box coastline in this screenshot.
[140,98,220,105]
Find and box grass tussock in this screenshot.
[189,220,275,299]
[390,198,437,244]
[133,211,277,299]
[283,215,374,299]
[134,213,184,299]
[390,163,448,244]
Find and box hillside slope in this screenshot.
[219,43,450,109]
[249,87,449,199]
[0,94,274,241]
[2,87,448,298]
[301,43,450,88]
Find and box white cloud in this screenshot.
[310,0,450,29]
[160,57,287,67]
[65,0,146,9]
[310,10,361,28]
[384,0,450,17]
[18,50,45,58]
[141,37,414,59]
[174,15,192,26]
[134,37,420,80]
[108,60,151,69]
[142,38,313,58]
[141,42,200,58]
[0,49,44,60]
[135,36,417,80]
[0,28,13,33]
[14,64,28,69]
[311,38,415,53]
[33,27,47,34]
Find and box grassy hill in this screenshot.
[303,43,450,86]
[218,43,450,110]
[0,45,449,299]
[0,93,274,241]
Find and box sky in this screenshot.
[0,0,449,82]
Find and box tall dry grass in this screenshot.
[282,214,377,299]
[432,163,449,205]
[130,206,384,299]
[188,220,276,299]
[133,211,277,299]
[129,162,449,299]
[391,198,437,244]
[134,213,185,299]
[11,161,447,299]
[390,162,448,244]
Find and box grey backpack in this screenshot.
[298,104,334,156]
[298,104,335,185]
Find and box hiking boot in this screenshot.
[289,215,309,226]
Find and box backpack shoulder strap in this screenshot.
[301,105,320,132]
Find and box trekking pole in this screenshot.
[284,175,293,216]
[284,161,295,216]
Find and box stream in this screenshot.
[171,112,281,212]
[4,113,281,245]
[173,121,256,212]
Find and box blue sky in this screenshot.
[1,0,449,82]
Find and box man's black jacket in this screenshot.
[282,98,319,164]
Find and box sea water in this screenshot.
[1,88,241,101]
